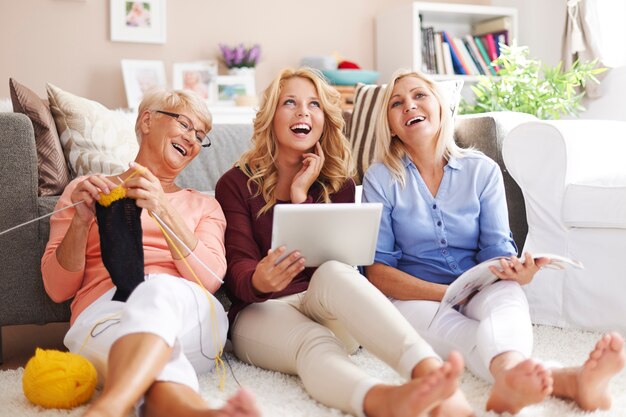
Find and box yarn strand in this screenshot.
[149,211,227,390]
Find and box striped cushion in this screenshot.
[347,80,463,184]
[9,78,72,196]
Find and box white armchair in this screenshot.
[503,120,626,335]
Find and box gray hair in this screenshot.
[135,89,212,143]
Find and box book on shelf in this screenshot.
[471,16,513,37]
[421,26,437,74]
[452,37,480,75]
[441,41,455,75]
[433,32,445,75]
[420,27,430,73]
[428,253,584,328]
[441,31,468,75]
[473,36,497,76]
[483,33,500,72]
[426,27,437,74]
[462,36,488,75]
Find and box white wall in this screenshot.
[491,0,565,66]
[581,67,626,121]
[0,0,489,109]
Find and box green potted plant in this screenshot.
[460,44,606,119]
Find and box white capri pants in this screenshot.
[64,273,228,392]
[393,279,533,382]
[230,260,439,417]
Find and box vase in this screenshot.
[228,67,256,78]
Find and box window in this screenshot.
[586,0,626,67]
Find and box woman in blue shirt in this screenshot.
[362,69,625,415]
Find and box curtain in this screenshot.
[562,0,606,98]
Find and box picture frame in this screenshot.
[216,75,256,106]
[110,0,167,44]
[172,60,219,104]
[121,59,167,110]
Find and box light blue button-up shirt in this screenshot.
[362,152,517,285]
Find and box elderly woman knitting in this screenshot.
[41,90,260,417]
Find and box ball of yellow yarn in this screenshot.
[22,348,97,409]
[98,185,127,207]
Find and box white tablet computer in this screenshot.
[271,203,383,267]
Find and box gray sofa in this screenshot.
[0,110,534,363]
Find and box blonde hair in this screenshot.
[238,67,355,216]
[373,69,465,187]
[135,89,212,142]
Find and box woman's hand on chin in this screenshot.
[290,142,325,203]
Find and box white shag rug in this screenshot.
[1,325,625,417]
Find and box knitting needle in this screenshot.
[0,200,84,237]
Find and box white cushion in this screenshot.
[47,83,138,177]
[563,183,626,228]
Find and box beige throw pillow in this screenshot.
[347,79,464,184]
[47,83,139,176]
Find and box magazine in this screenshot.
[428,253,584,328]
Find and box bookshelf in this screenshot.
[375,1,518,83]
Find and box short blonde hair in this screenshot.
[238,67,355,216]
[373,69,465,187]
[135,89,212,141]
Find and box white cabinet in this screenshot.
[375,1,518,83]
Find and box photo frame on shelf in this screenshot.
[172,60,219,103]
[216,75,255,106]
[121,59,167,110]
[110,0,167,44]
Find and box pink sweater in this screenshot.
[41,178,227,324]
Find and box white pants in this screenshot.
[64,274,228,392]
[231,261,439,417]
[393,280,533,382]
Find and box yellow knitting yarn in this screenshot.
[22,348,97,409]
[98,185,127,207]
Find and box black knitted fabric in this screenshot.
[95,198,145,302]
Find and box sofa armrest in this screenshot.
[454,111,537,252]
[503,120,626,231]
[1,113,72,328]
[502,119,626,333]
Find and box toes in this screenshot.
[608,332,625,351]
[590,348,603,360]
[448,351,465,374]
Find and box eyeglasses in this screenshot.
[155,110,211,148]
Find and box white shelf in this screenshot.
[375,1,518,83]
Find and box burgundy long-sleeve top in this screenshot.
[214,166,356,326]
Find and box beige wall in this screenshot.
[0,0,488,109]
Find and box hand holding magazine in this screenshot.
[429,253,584,328]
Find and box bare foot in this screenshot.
[82,402,120,417]
[430,388,475,417]
[574,332,626,411]
[486,359,553,414]
[364,352,466,417]
[215,388,262,417]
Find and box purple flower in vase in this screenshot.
[247,44,261,66]
[219,43,261,69]
[219,44,234,68]
[233,44,246,67]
